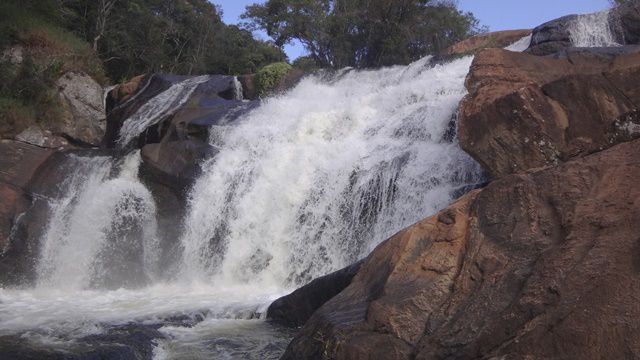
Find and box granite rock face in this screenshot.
[458,46,640,178]
[282,138,640,360]
[56,71,106,146]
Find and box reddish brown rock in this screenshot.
[0,140,53,256]
[442,29,531,56]
[283,137,640,360]
[458,46,640,177]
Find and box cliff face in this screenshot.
[458,46,640,177]
[279,6,640,360]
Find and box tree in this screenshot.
[93,0,118,51]
[242,0,485,68]
[55,0,287,80]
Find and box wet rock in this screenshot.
[0,141,53,272]
[528,3,640,56]
[103,74,254,149]
[56,71,106,146]
[526,14,577,56]
[103,74,173,148]
[140,140,217,194]
[0,148,116,286]
[611,0,640,44]
[267,260,364,328]
[283,138,640,360]
[458,46,640,177]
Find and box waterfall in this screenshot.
[36,151,159,290]
[1,40,537,359]
[117,75,211,148]
[178,55,483,288]
[569,10,620,47]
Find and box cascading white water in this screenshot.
[36,151,159,290]
[178,55,483,288]
[0,37,538,359]
[117,75,211,147]
[569,10,620,47]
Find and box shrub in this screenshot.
[254,62,292,97]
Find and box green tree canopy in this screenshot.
[55,0,287,80]
[242,0,485,68]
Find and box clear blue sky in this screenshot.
[213,0,611,60]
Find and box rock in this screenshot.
[458,46,640,177]
[526,14,577,56]
[16,126,69,149]
[283,137,640,360]
[0,140,54,285]
[103,74,173,148]
[56,71,106,146]
[140,140,217,194]
[103,74,256,149]
[238,74,257,100]
[528,3,640,56]
[611,0,640,45]
[442,29,532,56]
[267,260,364,328]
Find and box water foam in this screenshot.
[178,55,483,288]
[569,10,620,47]
[36,152,159,290]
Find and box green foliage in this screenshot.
[242,0,486,69]
[57,0,287,81]
[292,56,321,72]
[255,62,293,96]
[0,56,63,134]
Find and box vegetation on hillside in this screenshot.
[242,0,486,69]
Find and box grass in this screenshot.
[0,1,107,138]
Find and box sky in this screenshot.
[213,0,612,60]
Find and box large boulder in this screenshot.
[283,137,640,360]
[458,46,640,177]
[56,71,106,146]
[105,73,258,195]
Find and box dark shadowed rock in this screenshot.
[458,46,640,177]
[0,140,53,284]
[528,3,640,56]
[140,140,217,194]
[103,74,173,148]
[611,0,640,44]
[267,260,364,328]
[526,14,576,56]
[283,138,640,360]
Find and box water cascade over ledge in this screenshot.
[3,28,611,358]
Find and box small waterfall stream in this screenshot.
[569,9,620,47]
